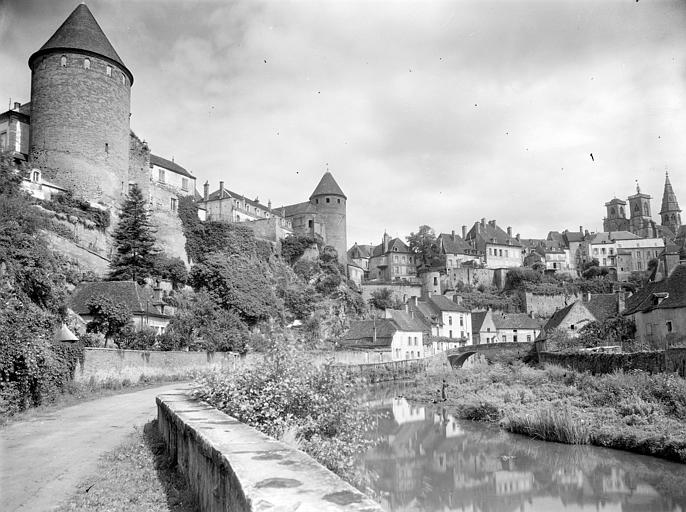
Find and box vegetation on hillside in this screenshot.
[0,156,85,415]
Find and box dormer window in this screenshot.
[60,55,67,67]
[84,58,90,69]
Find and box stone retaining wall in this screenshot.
[539,348,686,376]
[156,391,382,512]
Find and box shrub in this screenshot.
[460,400,502,422]
[193,344,374,482]
[504,407,591,444]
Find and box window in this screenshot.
[408,336,411,345]
[433,277,438,285]
[326,197,330,203]
[449,316,453,325]
[667,321,673,333]
[181,178,188,191]
[84,58,90,69]
[105,142,109,153]
[394,255,398,263]
[106,65,112,76]
[460,316,463,326]
[414,337,417,346]
[337,198,341,203]
[0,132,6,150]
[449,330,453,338]
[158,169,165,182]
[499,249,503,257]
[170,197,177,212]
[513,335,518,342]
[488,248,492,256]
[505,250,509,257]
[502,335,507,342]
[308,220,313,228]
[315,199,319,204]
[405,351,409,359]
[60,55,67,66]
[527,335,532,342]
[32,170,40,182]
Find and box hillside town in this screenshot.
[2,3,686,512]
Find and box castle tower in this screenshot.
[627,182,655,237]
[603,197,629,232]
[310,171,347,263]
[659,172,682,235]
[28,4,133,208]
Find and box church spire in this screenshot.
[659,171,682,234]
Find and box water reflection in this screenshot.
[358,391,686,512]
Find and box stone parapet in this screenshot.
[156,392,382,512]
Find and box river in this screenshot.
[355,384,686,512]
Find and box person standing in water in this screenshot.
[441,379,449,401]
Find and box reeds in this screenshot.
[504,407,591,445]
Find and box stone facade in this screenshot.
[29,51,131,210]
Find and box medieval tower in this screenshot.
[28,4,132,209]
[660,172,682,236]
[627,183,658,238]
[309,172,348,264]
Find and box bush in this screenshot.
[504,407,591,444]
[115,327,158,350]
[193,344,374,482]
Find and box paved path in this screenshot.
[0,383,191,512]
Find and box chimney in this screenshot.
[383,231,390,253]
[268,199,272,211]
[452,230,456,241]
[462,225,467,239]
[13,102,20,110]
[507,226,512,237]
[529,310,535,319]
[219,180,224,197]
[453,295,463,305]
[481,218,486,228]
[580,225,584,234]
[516,233,521,241]
[203,181,209,201]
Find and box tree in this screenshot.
[369,288,403,311]
[85,294,132,347]
[153,253,188,289]
[406,225,440,267]
[109,184,158,283]
[189,252,279,326]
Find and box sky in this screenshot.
[1,0,685,247]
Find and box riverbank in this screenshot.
[406,362,686,463]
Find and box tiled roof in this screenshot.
[385,310,427,332]
[348,244,374,259]
[371,237,411,257]
[590,231,640,244]
[150,154,194,179]
[585,294,620,322]
[492,312,543,330]
[342,319,396,344]
[541,301,595,334]
[471,311,488,333]
[660,173,681,215]
[563,231,585,243]
[437,233,471,254]
[309,172,346,200]
[205,186,276,215]
[428,295,469,313]
[29,4,133,84]
[275,201,316,218]
[623,264,686,315]
[466,221,522,249]
[69,281,166,317]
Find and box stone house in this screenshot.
[622,263,686,347]
[471,309,498,344]
[587,231,664,280]
[407,295,472,346]
[491,311,544,343]
[368,232,418,281]
[340,310,425,361]
[536,301,597,350]
[464,219,523,269]
[347,243,374,279]
[436,231,475,269]
[69,281,171,334]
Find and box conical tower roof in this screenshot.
[660,172,681,214]
[29,4,133,84]
[309,171,346,200]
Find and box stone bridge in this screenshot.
[439,342,536,368]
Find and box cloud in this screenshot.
[1,0,685,247]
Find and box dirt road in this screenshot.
[0,383,190,512]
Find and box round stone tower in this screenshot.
[28,4,133,208]
[310,171,347,263]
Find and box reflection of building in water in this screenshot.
[492,470,534,495]
[391,398,425,424]
[359,395,682,512]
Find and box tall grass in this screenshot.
[504,407,591,445]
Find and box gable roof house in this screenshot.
[492,312,544,343]
[536,301,597,352]
[464,219,523,269]
[471,309,498,345]
[368,232,418,282]
[437,231,475,269]
[69,281,171,336]
[622,263,686,347]
[340,310,426,361]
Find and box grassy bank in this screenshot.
[407,363,686,463]
[56,420,198,512]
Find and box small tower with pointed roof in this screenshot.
[28,3,132,208]
[659,172,682,236]
[309,171,347,263]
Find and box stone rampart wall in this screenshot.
[521,291,579,318]
[156,392,382,512]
